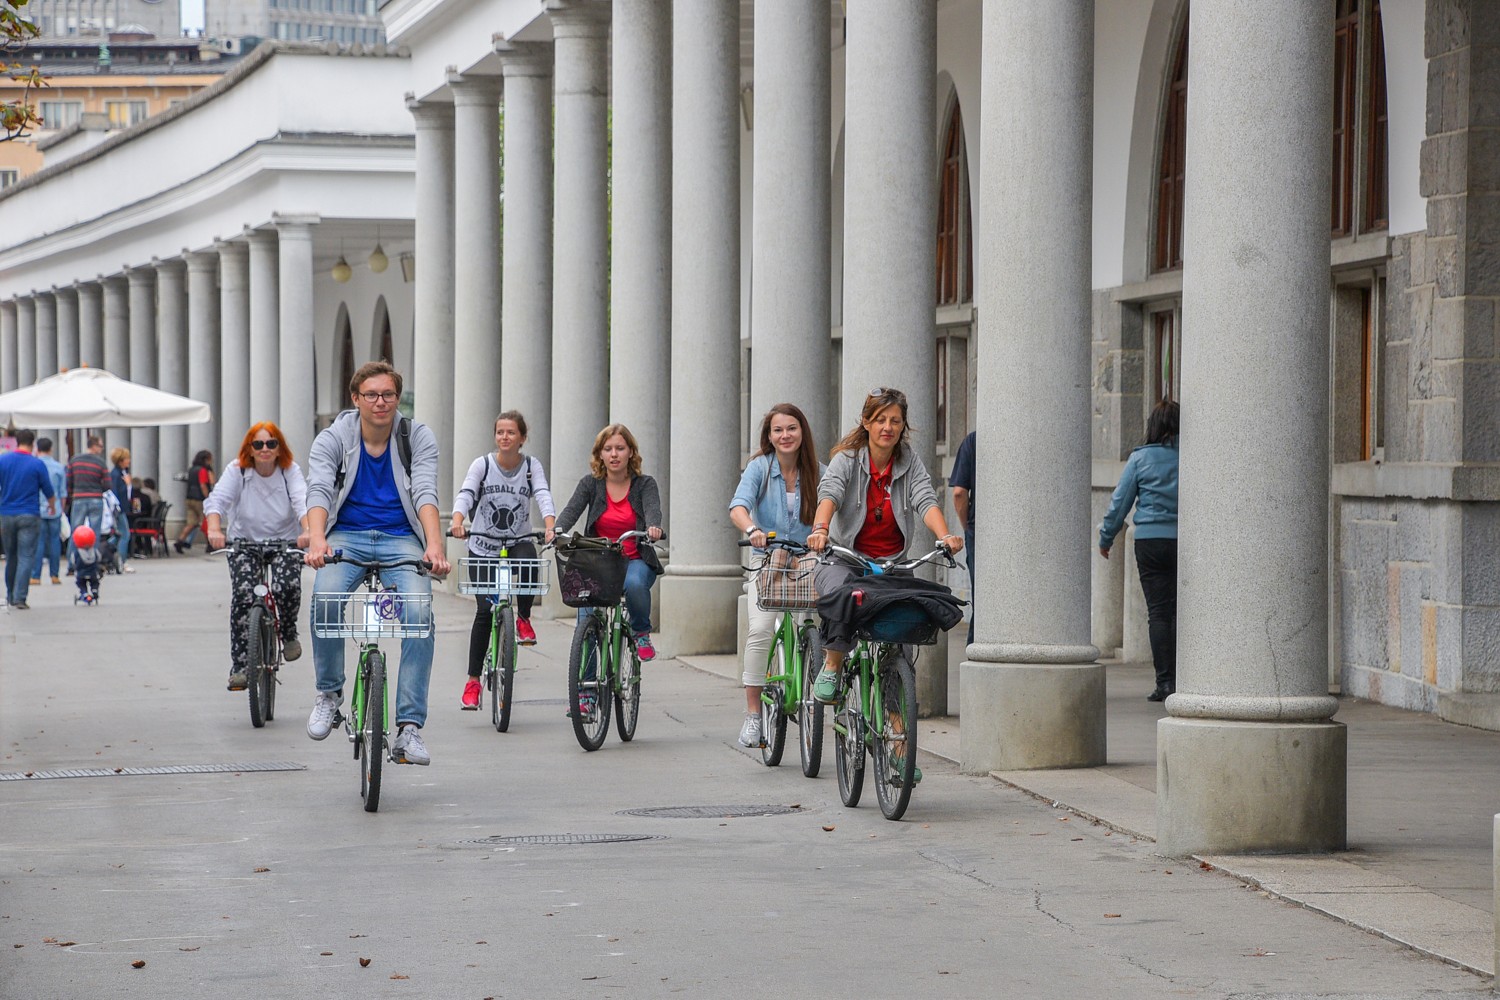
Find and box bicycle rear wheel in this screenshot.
[493,604,516,733]
[245,607,268,729]
[760,637,789,767]
[834,665,865,808]
[360,651,386,812]
[568,614,611,751]
[796,626,824,778]
[871,646,918,821]
[260,609,278,722]
[613,626,641,743]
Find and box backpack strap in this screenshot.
[333,416,413,492]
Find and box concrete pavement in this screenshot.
[0,553,1493,997]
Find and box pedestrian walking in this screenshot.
[0,429,57,609]
[30,437,66,586]
[65,435,110,561]
[108,447,135,573]
[948,429,976,644]
[176,451,215,553]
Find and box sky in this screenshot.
[181,0,204,34]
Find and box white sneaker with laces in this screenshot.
[306,691,342,740]
[738,713,763,748]
[393,725,430,765]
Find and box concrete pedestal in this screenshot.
[959,661,1106,773]
[658,572,741,658]
[1156,717,1346,856]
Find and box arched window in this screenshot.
[1152,15,1189,273]
[935,98,972,306]
[372,296,393,366]
[1364,0,1388,231]
[336,304,354,402]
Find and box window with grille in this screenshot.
[38,100,83,130]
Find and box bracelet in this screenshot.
[809,527,829,536]
[745,526,760,537]
[813,521,830,531]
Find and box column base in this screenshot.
[915,635,948,717]
[1156,716,1346,856]
[657,572,740,657]
[958,661,1105,773]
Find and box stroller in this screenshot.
[70,524,103,605]
[99,491,124,575]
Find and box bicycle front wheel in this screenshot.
[834,665,865,808]
[568,614,611,751]
[360,651,386,812]
[245,607,269,729]
[796,626,824,778]
[613,626,641,743]
[760,637,789,767]
[871,646,918,821]
[493,604,516,733]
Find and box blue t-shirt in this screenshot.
[337,441,412,535]
[948,431,976,533]
[0,450,55,517]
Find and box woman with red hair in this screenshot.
[204,421,311,692]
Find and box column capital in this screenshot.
[446,72,503,105]
[497,40,553,78]
[214,238,249,258]
[406,96,455,128]
[547,0,610,39]
[183,249,219,272]
[152,256,186,277]
[243,227,278,245]
[123,265,155,287]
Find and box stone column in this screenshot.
[102,276,130,453]
[16,296,35,388]
[751,0,831,452]
[185,251,221,460]
[610,1,672,501]
[77,281,103,369]
[276,217,317,462]
[660,0,740,655]
[840,0,945,710]
[126,266,159,482]
[56,286,79,373]
[959,2,1103,770]
[246,229,280,422]
[1157,0,1343,855]
[549,2,611,492]
[407,98,456,509]
[34,290,57,383]
[500,45,555,466]
[218,242,251,468]
[449,73,504,487]
[0,300,15,392]
[155,258,189,519]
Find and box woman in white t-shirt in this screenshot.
[204,421,311,692]
[450,410,556,711]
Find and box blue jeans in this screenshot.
[311,529,434,729]
[32,516,62,580]
[67,498,104,561]
[574,557,657,635]
[2,514,41,604]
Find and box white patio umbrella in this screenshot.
[0,367,211,428]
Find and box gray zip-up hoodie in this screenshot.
[305,409,441,542]
[818,445,939,556]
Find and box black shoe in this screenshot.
[1146,685,1170,702]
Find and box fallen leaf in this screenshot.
[1070,837,1084,842]
[57,941,76,947]
[1164,869,1173,875]
[545,913,555,917]
[821,825,835,832]
[113,768,123,773]
[788,803,801,809]
[1104,913,1121,919]
[350,934,367,939]
[583,976,599,981]
[12,944,21,949]
[131,959,146,969]
[390,973,409,980]
[1247,948,1275,957]
[320,951,333,956]
[178,946,200,952]
[253,867,270,874]
[359,957,372,968]
[475,940,487,945]
[1198,861,1213,870]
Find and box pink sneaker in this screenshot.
[634,632,656,662]
[516,618,537,646]
[461,677,481,710]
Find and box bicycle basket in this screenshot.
[460,557,551,597]
[311,591,434,639]
[753,548,820,612]
[555,543,628,608]
[856,604,940,646]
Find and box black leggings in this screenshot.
[1134,537,1178,690]
[466,541,538,678]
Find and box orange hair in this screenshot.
[237,421,294,471]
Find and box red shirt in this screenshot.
[593,491,640,559]
[852,457,903,558]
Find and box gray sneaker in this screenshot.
[282,636,302,662]
[306,691,342,740]
[737,714,763,748]
[227,669,248,691]
[393,725,430,766]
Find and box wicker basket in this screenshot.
[753,548,820,612]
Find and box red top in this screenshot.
[594,491,640,559]
[852,457,903,558]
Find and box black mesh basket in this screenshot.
[855,603,940,646]
[555,542,628,608]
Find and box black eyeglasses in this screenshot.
[358,390,399,403]
[250,440,280,451]
[868,386,907,404]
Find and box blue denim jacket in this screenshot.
[728,454,822,548]
[1098,441,1179,551]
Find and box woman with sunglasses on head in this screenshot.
[204,422,311,692]
[805,387,962,709]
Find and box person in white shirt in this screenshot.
[204,421,311,691]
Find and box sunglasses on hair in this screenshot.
[250,440,280,451]
[868,386,907,404]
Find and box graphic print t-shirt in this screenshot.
[454,455,556,556]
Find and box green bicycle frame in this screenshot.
[350,642,390,739]
[831,638,887,744]
[760,611,815,714]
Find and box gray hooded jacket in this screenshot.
[818,445,940,556]
[305,409,441,542]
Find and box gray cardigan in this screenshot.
[556,474,663,536]
[305,410,441,542]
[817,445,939,556]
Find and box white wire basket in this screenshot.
[312,591,433,639]
[458,557,551,597]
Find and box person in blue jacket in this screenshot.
[1099,399,1179,702]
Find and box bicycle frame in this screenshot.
[762,610,816,714]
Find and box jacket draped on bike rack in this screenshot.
[816,573,967,647]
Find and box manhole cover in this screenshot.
[0,761,306,781]
[459,833,665,846]
[512,698,569,706]
[617,804,803,819]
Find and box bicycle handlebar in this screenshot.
[737,532,809,554]
[448,528,547,545]
[210,539,305,557]
[823,541,957,574]
[326,551,433,574]
[557,529,666,548]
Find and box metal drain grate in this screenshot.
[460,833,666,846]
[0,761,307,781]
[617,804,804,819]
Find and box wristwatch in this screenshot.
[745,526,760,537]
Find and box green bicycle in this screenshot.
[453,528,549,733]
[740,535,825,775]
[822,541,959,821]
[557,530,663,752]
[311,552,433,813]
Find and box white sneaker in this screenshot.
[738,714,763,748]
[306,691,342,740]
[393,725,430,766]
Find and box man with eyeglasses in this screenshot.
[303,361,451,766]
